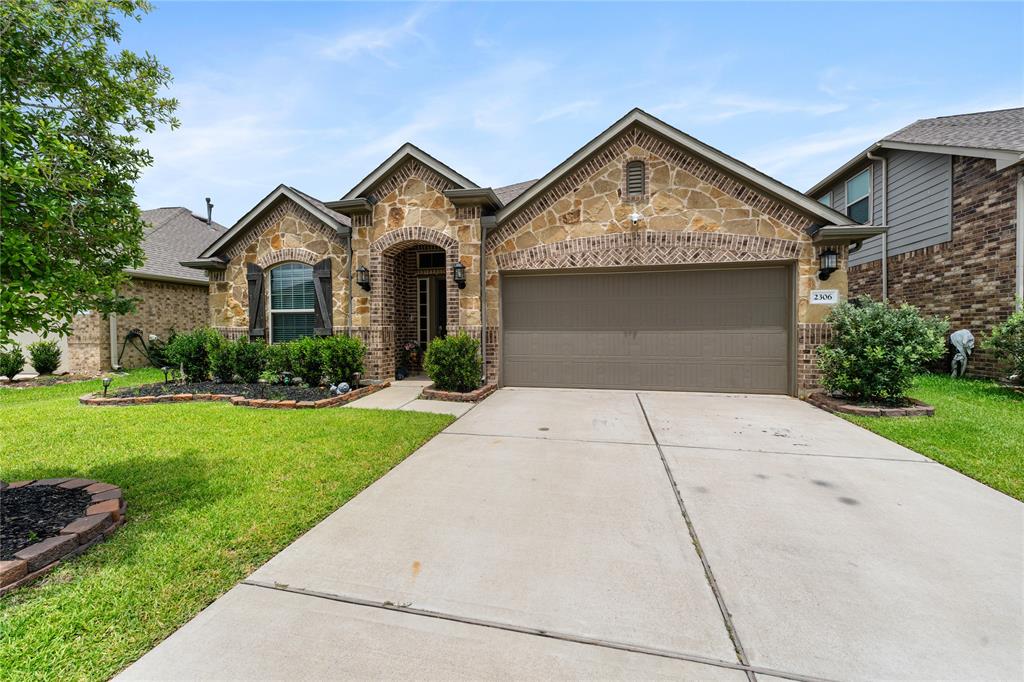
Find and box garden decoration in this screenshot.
[950,329,975,378]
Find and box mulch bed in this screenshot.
[1,485,92,559]
[0,479,126,595]
[80,381,390,409]
[807,392,935,417]
[420,383,497,402]
[0,373,103,389]
[115,381,332,402]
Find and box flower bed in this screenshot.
[420,382,497,403]
[807,392,934,418]
[79,381,389,409]
[1,478,125,595]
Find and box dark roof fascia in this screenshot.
[339,143,478,201]
[443,187,502,210]
[127,271,209,285]
[808,141,1024,197]
[810,224,888,246]
[496,108,852,229]
[324,198,373,216]
[180,257,228,271]
[201,185,349,259]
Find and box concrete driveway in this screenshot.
[120,389,1023,681]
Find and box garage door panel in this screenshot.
[502,268,791,393]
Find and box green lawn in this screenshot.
[0,370,453,681]
[845,374,1024,501]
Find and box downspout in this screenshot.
[108,313,120,371]
[347,229,354,334]
[480,214,496,385]
[1016,173,1023,310]
[866,150,888,301]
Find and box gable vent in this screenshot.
[626,160,645,197]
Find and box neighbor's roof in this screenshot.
[493,180,537,205]
[127,208,226,284]
[809,107,1024,196]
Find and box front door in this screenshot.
[418,277,447,345]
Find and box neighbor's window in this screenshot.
[845,170,870,223]
[270,263,315,342]
[818,192,832,208]
[626,160,645,197]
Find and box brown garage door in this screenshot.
[501,266,791,393]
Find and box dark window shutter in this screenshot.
[312,258,332,336]
[626,160,645,196]
[246,263,266,339]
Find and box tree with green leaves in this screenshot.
[0,0,177,343]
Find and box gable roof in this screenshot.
[809,107,1024,196]
[339,143,478,201]
[493,180,537,205]
[128,208,226,284]
[496,108,854,228]
[197,185,349,261]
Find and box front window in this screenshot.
[270,263,314,342]
[845,169,870,224]
[818,192,832,208]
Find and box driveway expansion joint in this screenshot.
[636,393,756,682]
[239,579,836,682]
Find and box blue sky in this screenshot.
[123,1,1024,224]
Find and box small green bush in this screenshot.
[27,340,61,375]
[321,335,365,385]
[233,338,267,384]
[423,332,482,392]
[290,337,325,386]
[264,342,293,381]
[165,328,223,382]
[147,334,171,368]
[984,302,1024,383]
[209,341,236,383]
[817,297,948,404]
[0,344,25,380]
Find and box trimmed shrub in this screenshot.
[0,344,25,380]
[321,335,365,385]
[264,342,293,381]
[209,341,236,383]
[233,338,267,384]
[423,332,482,392]
[27,340,61,375]
[166,328,223,382]
[817,297,948,404]
[984,303,1024,383]
[290,337,325,386]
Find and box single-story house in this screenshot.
[808,107,1024,378]
[13,206,226,375]
[185,109,880,396]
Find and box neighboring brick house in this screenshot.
[187,109,879,396]
[18,207,226,374]
[809,108,1024,378]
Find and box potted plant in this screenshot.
[396,340,421,380]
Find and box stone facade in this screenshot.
[67,277,208,372]
[210,197,350,340]
[848,157,1021,378]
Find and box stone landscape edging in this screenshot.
[806,392,935,417]
[420,383,497,402]
[0,478,126,596]
[79,381,390,409]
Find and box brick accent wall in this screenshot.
[797,323,833,394]
[67,277,208,372]
[848,157,1021,378]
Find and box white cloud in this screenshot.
[534,99,598,123]
[318,7,428,63]
[655,89,847,122]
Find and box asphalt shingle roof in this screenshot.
[288,186,351,227]
[129,208,227,283]
[883,107,1024,153]
[493,180,537,205]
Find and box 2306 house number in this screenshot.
[810,289,840,305]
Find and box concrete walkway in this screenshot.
[120,388,1023,681]
[343,378,474,416]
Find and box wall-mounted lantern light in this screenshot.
[452,262,467,289]
[356,265,371,291]
[818,248,838,281]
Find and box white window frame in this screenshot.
[845,169,871,223]
[267,262,315,344]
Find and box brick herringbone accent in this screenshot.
[224,198,341,260]
[495,231,802,271]
[369,159,458,202]
[256,248,320,269]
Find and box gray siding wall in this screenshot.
[847,150,952,266]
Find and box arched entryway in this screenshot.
[369,227,459,380]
